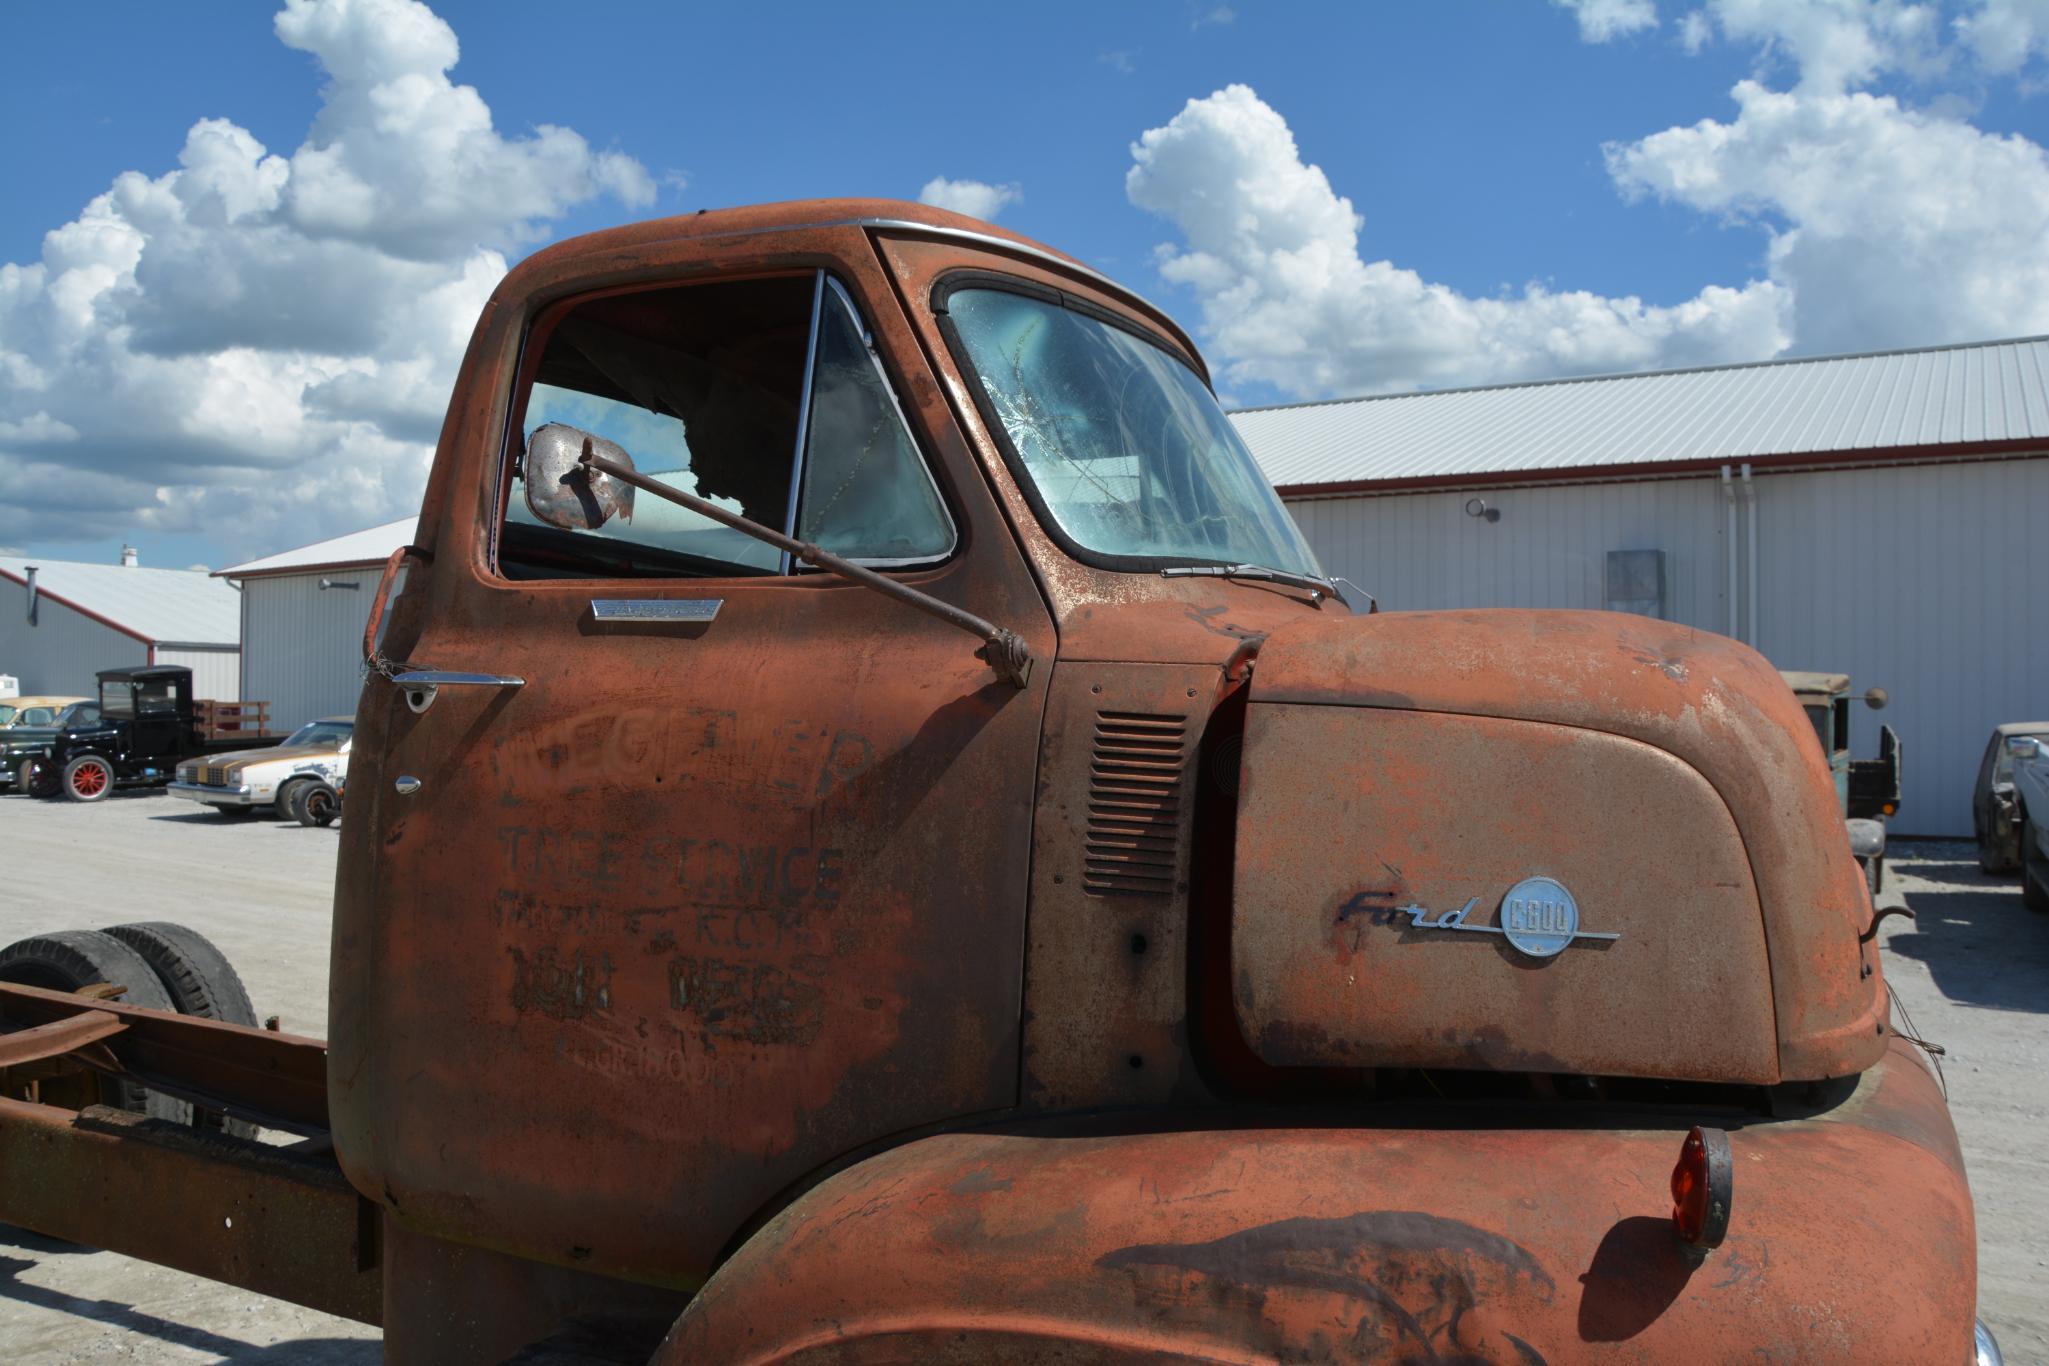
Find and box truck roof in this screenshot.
[1779,670,1852,698]
[500,197,1203,380]
[96,665,192,683]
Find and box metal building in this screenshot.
[1230,335,2049,837]
[0,552,240,700]
[218,517,416,732]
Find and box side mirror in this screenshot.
[523,423,636,531]
[1862,687,1888,711]
[2008,736,2043,761]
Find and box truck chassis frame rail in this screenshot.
[0,981,381,1325]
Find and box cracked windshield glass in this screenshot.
[947,287,1320,575]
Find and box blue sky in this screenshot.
[3,0,2048,569]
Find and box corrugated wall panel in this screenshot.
[241,571,377,732]
[1286,457,2049,836]
[0,578,149,696]
[1748,459,2049,837]
[155,647,240,703]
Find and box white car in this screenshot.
[169,716,352,819]
[2008,733,2049,914]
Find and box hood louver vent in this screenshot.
[1085,710,1189,897]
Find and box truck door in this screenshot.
[330,228,1055,1289]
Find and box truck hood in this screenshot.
[1229,609,1884,1085]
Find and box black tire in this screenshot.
[2024,819,2049,915]
[102,922,256,1027]
[24,758,59,798]
[0,930,186,1119]
[102,922,259,1139]
[1866,855,1884,898]
[277,779,312,824]
[298,782,340,828]
[61,754,114,803]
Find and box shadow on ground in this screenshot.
[0,1227,377,1364]
[1882,840,2049,1014]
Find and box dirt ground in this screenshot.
[0,793,2043,1362]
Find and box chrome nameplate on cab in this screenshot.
[1396,877,1618,960]
[590,599,723,623]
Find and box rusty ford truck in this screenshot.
[0,201,1995,1364]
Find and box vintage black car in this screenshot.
[27,666,278,802]
[1,700,105,792]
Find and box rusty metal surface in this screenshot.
[659,1037,1971,1364]
[0,1096,380,1324]
[0,980,330,1130]
[379,1219,684,1366]
[329,216,1058,1289]
[1233,705,1780,1082]
[0,1006,124,1067]
[1247,609,1887,1082]
[1021,662,1223,1110]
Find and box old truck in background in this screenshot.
[1780,670,1901,893]
[0,201,1997,1364]
[22,665,279,802]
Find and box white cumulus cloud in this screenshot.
[0,0,655,558]
[916,177,1024,221]
[1553,0,1660,42]
[1125,85,1788,398]
[1956,0,2049,74]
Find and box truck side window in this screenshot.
[500,273,953,581]
[794,281,954,564]
[502,276,817,580]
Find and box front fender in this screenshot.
[658,1039,1973,1363]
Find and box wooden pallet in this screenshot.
[195,699,271,740]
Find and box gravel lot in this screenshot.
[0,794,2043,1362]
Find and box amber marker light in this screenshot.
[1671,1125,1733,1248]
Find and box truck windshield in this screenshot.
[943,286,1320,576]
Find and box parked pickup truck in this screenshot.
[26,665,279,802]
[169,716,352,820]
[0,200,1996,1364]
[2006,733,2049,915]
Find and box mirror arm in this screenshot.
[576,443,1031,689]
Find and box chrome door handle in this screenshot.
[393,670,524,714]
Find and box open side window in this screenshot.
[499,273,954,582]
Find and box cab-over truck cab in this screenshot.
[0,201,1992,1364]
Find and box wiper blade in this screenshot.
[1160,562,1344,604]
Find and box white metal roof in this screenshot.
[219,516,418,579]
[0,557,240,646]
[1229,335,2049,492]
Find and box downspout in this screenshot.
[1720,466,1737,639]
[1740,463,1758,648]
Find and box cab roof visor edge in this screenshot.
[574,440,1032,689]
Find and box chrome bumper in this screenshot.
[167,780,254,806]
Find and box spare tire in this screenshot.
[103,922,258,1137]
[0,930,187,1119]
[103,923,256,1027]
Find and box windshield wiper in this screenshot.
[1159,562,1345,606]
